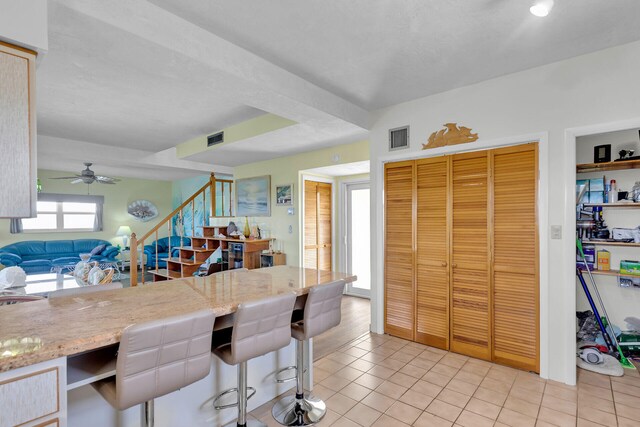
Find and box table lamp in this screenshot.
[116,225,132,248]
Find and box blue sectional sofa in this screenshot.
[0,239,120,274]
[143,236,191,268]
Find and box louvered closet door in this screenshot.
[415,157,450,349]
[492,144,539,372]
[451,152,491,360]
[317,182,332,271]
[384,161,415,340]
[304,181,318,269]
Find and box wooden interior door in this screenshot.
[415,157,450,349]
[492,144,539,372]
[450,152,491,360]
[304,180,332,270]
[384,161,415,340]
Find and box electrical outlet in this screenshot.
[550,225,562,239]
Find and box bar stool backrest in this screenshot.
[114,309,216,409]
[296,280,346,340]
[229,292,296,365]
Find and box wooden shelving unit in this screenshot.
[582,240,640,248]
[583,202,640,208]
[588,269,640,279]
[577,158,640,173]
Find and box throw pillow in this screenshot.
[90,244,106,255]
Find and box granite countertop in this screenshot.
[0,266,356,372]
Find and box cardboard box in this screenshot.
[597,250,610,271]
[620,260,640,276]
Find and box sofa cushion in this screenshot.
[45,240,74,254]
[90,244,106,255]
[52,257,81,266]
[14,241,47,257]
[73,239,109,254]
[20,259,53,268]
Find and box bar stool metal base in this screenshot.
[221,419,267,427]
[271,394,326,426]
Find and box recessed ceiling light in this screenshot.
[530,0,554,17]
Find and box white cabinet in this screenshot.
[0,41,37,218]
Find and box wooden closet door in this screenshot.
[492,144,539,372]
[450,152,491,360]
[317,182,332,271]
[415,157,450,349]
[304,181,318,269]
[384,161,415,340]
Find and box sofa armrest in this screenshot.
[143,245,155,257]
[0,252,22,266]
[101,246,120,260]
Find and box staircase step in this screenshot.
[161,257,203,266]
[149,269,182,280]
[175,246,215,253]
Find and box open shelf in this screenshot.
[587,269,640,279]
[583,203,640,208]
[577,158,640,173]
[582,240,640,248]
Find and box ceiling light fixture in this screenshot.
[530,0,554,17]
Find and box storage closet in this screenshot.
[304,180,333,271]
[384,143,539,372]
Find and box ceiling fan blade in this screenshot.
[96,180,115,184]
[96,176,119,182]
[70,178,86,184]
[50,176,83,179]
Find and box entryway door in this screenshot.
[304,180,332,271]
[345,182,371,298]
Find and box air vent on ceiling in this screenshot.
[389,126,409,151]
[207,131,224,147]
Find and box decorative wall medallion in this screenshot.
[422,123,478,150]
[127,200,159,222]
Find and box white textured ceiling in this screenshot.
[148,0,640,109]
[36,0,640,178]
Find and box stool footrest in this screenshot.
[212,386,256,410]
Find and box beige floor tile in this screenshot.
[361,391,396,412]
[535,420,556,427]
[437,388,471,408]
[344,402,382,427]
[317,357,347,372]
[615,390,640,407]
[455,410,495,427]
[331,416,361,427]
[439,353,468,369]
[413,411,454,427]
[354,373,386,390]
[398,389,433,411]
[371,414,410,427]
[578,390,615,413]
[576,418,607,427]
[367,364,397,379]
[426,399,464,422]
[326,393,358,415]
[350,358,376,373]
[480,377,512,394]
[497,408,536,427]
[544,384,578,403]
[577,369,611,389]
[618,416,640,427]
[398,363,428,379]
[342,346,369,358]
[423,370,454,387]
[411,379,444,398]
[375,380,408,399]
[503,395,540,418]
[310,384,338,401]
[612,381,640,398]
[388,351,416,364]
[509,385,543,405]
[361,352,389,364]
[355,341,377,351]
[387,371,419,388]
[446,378,478,396]
[577,406,618,426]
[314,366,333,383]
[474,386,508,406]
[453,370,485,386]
[320,374,352,392]
[419,350,446,363]
[578,383,614,401]
[513,376,546,394]
[465,397,502,420]
[334,366,365,382]
[541,393,576,416]
[537,407,576,427]
[315,409,341,426]
[409,357,437,370]
[371,346,397,357]
[460,361,491,377]
[340,382,372,402]
[431,363,461,377]
[377,357,407,371]
[384,401,422,425]
[486,367,518,385]
[327,352,359,365]
[616,402,640,421]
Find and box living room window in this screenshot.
[14,194,104,233]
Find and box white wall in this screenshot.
[370,39,640,385]
[0,0,48,53]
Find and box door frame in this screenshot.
[340,179,371,298]
[300,174,335,271]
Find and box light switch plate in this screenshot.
[287,208,294,215]
[550,225,562,239]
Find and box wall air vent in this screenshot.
[389,126,409,151]
[207,131,224,147]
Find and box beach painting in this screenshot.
[276,184,293,206]
[236,175,271,216]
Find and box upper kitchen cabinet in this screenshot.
[0,41,37,218]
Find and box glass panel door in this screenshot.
[346,183,370,298]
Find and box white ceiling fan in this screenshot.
[51,163,120,185]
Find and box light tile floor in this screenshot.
[250,333,640,427]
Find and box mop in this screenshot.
[577,238,636,370]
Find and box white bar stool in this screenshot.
[211,292,297,427]
[272,280,345,426]
[91,309,216,427]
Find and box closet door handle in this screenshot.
[441,261,448,267]
[452,263,458,269]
